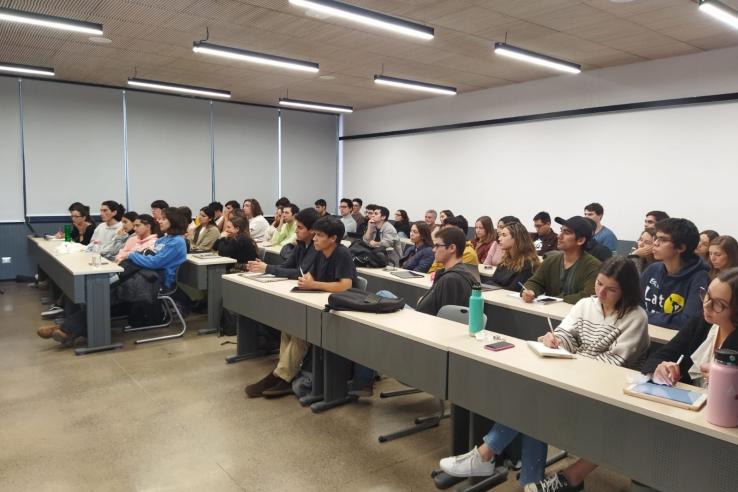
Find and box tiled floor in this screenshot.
[0,281,633,491]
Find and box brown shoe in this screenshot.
[37,325,60,339]
[245,372,280,398]
[51,329,74,347]
[262,378,293,398]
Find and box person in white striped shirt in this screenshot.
[439,257,649,492]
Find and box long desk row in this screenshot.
[354,266,676,346]
[221,272,738,492]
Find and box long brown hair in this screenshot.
[229,215,256,250]
[710,235,738,280]
[717,267,738,328]
[412,221,433,247]
[498,222,540,272]
[600,257,642,320]
[473,216,496,246]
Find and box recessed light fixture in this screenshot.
[699,0,738,30]
[373,75,456,95]
[0,62,54,77]
[0,7,103,35]
[493,42,581,74]
[127,78,231,99]
[289,0,434,40]
[279,97,353,113]
[319,75,336,80]
[88,36,112,44]
[193,41,319,73]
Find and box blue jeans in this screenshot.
[376,290,414,310]
[483,423,547,486]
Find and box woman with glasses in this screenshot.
[628,227,656,274]
[54,202,96,245]
[393,209,411,238]
[643,267,738,388]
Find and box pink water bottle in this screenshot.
[706,349,738,428]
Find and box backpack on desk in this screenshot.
[326,288,405,313]
[348,241,388,268]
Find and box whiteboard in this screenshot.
[344,101,738,241]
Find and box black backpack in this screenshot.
[348,240,389,268]
[326,288,405,313]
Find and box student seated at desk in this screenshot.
[247,209,320,279]
[39,207,188,346]
[428,216,478,274]
[115,214,159,262]
[393,209,411,238]
[150,200,168,224]
[644,210,668,229]
[108,211,138,258]
[531,211,558,256]
[314,198,329,217]
[584,202,618,252]
[486,222,540,291]
[338,198,357,236]
[399,221,434,273]
[708,235,738,280]
[356,203,376,238]
[363,205,402,266]
[267,204,299,247]
[189,206,220,251]
[351,198,365,228]
[628,227,656,275]
[242,198,269,243]
[57,202,96,245]
[424,209,440,237]
[264,196,291,243]
[640,218,708,330]
[417,227,477,316]
[483,216,519,267]
[440,258,649,492]
[219,200,240,235]
[472,216,496,264]
[245,216,357,398]
[209,201,224,230]
[213,216,258,267]
[696,229,719,262]
[90,200,125,258]
[583,217,613,262]
[642,268,738,388]
[521,216,601,305]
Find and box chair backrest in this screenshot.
[356,275,368,291]
[437,304,487,327]
[258,248,267,261]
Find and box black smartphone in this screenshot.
[484,341,515,352]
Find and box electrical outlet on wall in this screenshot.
[1,257,11,264]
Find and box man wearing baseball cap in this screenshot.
[521,216,601,304]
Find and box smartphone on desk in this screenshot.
[484,341,515,352]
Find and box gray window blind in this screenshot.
[212,102,278,208]
[126,92,211,214]
[0,78,23,222]
[22,80,125,216]
[280,109,338,211]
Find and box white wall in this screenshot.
[343,45,738,241]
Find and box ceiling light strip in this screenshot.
[193,42,319,73]
[373,75,456,95]
[0,62,54,76]
[699,0,738,29]
[279,97,353,113]
[289,0,433,40]
[0,7,103,35]
[127,78,231,99]
[493,42,581,74]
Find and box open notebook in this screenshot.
[526,341,575,359]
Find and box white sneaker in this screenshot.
[439,446,495,477]
[41,305,63,317]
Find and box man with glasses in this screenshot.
[640,218,709,330]
[416,226,478,316]
[531,211,557,255]
[338,198,357,236]
[521,216,601,305]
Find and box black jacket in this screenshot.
[486,262,534,291]
[417,263,477,316]
[641,314,738,384]
[213,236,258,264]
[266,240,318,279]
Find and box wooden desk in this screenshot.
[28,236,124,355]
[446,334,738,492]
[179,254,236,335]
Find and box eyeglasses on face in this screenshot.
[654,236,672,244]
[699,287,729,313]
[432,243,450,250]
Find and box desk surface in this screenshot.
[186,253,237,266]
[447,333,738,446]
[29,237,123,275]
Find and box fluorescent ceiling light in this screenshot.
[373,75,456,96]
[494,42,581,74]
[127,78,231,99]
[193,42,319,73]
[289,0,434,40]
[699,0,738,29]
[279,97,353,113]
[0,62,54,77]
[0,7,103,35]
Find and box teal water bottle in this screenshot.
[468,283,484,336]
[64,224,72,242]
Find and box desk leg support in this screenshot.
[199,265,226,336]
[310,350,353,413]
[75,275,123,356]
[226,315,269,364]
[299,346,325,407]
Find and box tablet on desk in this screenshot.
[623,382,706,411]
[193,252,219,259]
[390,270,424,279]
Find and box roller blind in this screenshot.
[0,78,23,222]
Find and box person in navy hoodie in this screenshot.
[640,218,709,330]
[399,221,435,273]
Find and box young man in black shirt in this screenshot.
[531,211,558,256]
[245,216,356,398]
